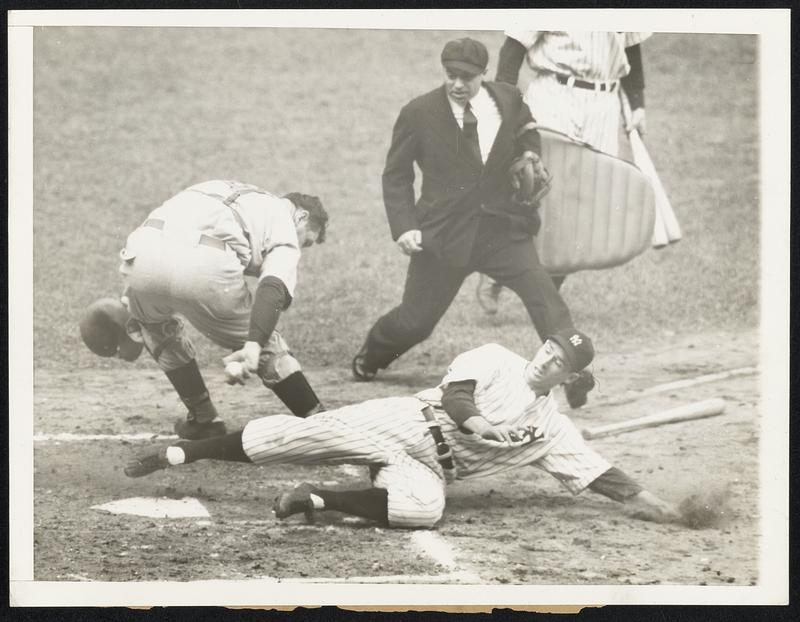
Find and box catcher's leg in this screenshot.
[125,294,227,440]
[171,277,323,418]
[119,226,247,438]
[257,332,323,417]
[164,358,227,440]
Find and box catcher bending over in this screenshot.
[80,180,329,441]
[125,328,682,529]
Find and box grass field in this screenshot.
[26,26,764,593]
[33,29,758,372]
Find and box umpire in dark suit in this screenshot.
[353,37,594,408]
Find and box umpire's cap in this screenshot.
[79,297,143,361]
[441,37,489,75]
[546,329,594,372]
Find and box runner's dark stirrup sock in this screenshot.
[314,487,389,524]
[180,430,251,464]
[271,371,323,417]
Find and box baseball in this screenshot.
[225,361,244,380]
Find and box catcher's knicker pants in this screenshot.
[119,225,301,380]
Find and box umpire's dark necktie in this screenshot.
[462,102,483,165]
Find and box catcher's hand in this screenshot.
[223,340,261,385]
[509,151,552,206]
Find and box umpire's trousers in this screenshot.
[361,215,575,370]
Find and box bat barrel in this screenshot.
[582,398,726,440]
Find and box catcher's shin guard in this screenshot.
[165,360,226,439]
[165,360,220,422]
[271,371,323,417]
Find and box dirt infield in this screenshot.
[34,328,759,585]
[20,24,771,597]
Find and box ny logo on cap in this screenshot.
[569,334,583,347]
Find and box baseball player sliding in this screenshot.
[125,328,680,528]
[79,180,329,440]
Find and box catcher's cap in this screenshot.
[546,329,594,373]
[441,37,488,75]
[79,297,143,362]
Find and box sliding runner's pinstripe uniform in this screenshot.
[240,342,610,528]
[423,343,610,490]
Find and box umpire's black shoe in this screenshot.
[174,418,227,440]
[351,345,378,381]
[125,447,171,478]
[273,483,316,523]
[564,370,596,409]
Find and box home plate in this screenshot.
[91,497,210,519]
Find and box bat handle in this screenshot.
[619,88,636,137]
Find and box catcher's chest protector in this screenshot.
[534,127,655,275]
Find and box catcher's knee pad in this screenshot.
[133,316,196,371]
[257,350,302,387]
[373,459,445,529]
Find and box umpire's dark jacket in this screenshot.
[382,81,541,268]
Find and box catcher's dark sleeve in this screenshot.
[382,104,420,241]
[621,44,645,111]
[495,36,527,85]
[248,276,290,345]
[441,380,481,429]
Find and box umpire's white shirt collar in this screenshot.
[447,86,501,164]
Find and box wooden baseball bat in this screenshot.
[649,180,670,249]
[581,398,726,440]
[619,90,681,247]
[593,366,756,408]
[628,129,682,245]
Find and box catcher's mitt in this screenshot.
[509,151,552,206]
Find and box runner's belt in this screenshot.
[143,218,227,251]
[555,73,619,92]
[421,406,455,474]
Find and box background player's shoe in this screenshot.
[564,370,596,409]
[476,275,503,316]
[352,345,378,381]
[124,447,171,478]
[273,482,316,523]
[174,418,227,440]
